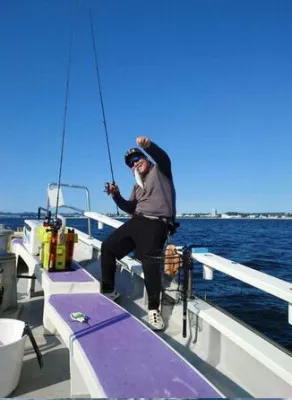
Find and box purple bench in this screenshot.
[36,260,100,298]
[11,238,100,296]
[42,261,95,282]
[47,293,223,398]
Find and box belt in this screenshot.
[134,213,171,224]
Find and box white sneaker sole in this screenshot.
[103,291,120,301]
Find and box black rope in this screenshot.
[55,30,73,218]
[89,7,119,216]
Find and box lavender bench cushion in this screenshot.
[49,293,221,398]
[11,237,23,246]
[12,238,94,283]
[43,262,94,283]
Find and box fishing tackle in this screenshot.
[45,24,73,270]
[89,8,119,215]
[49,217,62,232]
[180,244,196,338]
[54,30,73,223]
[104,182,111,195]
[43,211,51,227]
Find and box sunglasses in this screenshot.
[128,155,144,168]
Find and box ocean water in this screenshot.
[2,217,292,351]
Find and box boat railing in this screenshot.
[84,211,292,326]
[191,251,292,325]
[47,182,92,237]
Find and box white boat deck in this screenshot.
[5,224,292,398]
[10,257,248,398]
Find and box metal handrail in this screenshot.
[47,182,92,237]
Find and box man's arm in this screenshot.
[137,136,172,178]
[112,187,137,215]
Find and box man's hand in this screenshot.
[136,136,151,149]
[104,182,120,198]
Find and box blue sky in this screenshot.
[1,0,292,213]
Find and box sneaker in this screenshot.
[103,290,120,301]
[148,309,164,331]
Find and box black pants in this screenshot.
[101,215,168,310]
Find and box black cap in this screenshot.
[124,147,145,167]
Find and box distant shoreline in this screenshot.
[1,215,292,220]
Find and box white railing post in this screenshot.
[203,265,213,280]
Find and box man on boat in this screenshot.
[102,136,176,330]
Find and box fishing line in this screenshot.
[55,30,73,219]
[89,7,119,215]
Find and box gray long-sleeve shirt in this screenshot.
[114,142,176,219]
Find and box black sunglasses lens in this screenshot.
[129,156,141,167]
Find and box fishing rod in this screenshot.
[181,244,195,338]
[41,29,74,272]
[54,30,73,226]
[89,7,119,216]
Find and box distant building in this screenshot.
[221,213,242,219]
[211,208,217,217]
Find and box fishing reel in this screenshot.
[104,181,119,196]
[104,182,111,195]
[179,244,202,338]
[42,211,62,232]
[48,217,63,232]
[104,182,120,216]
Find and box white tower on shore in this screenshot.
[211,208,217,217]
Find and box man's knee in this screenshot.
[101,238,114,254]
